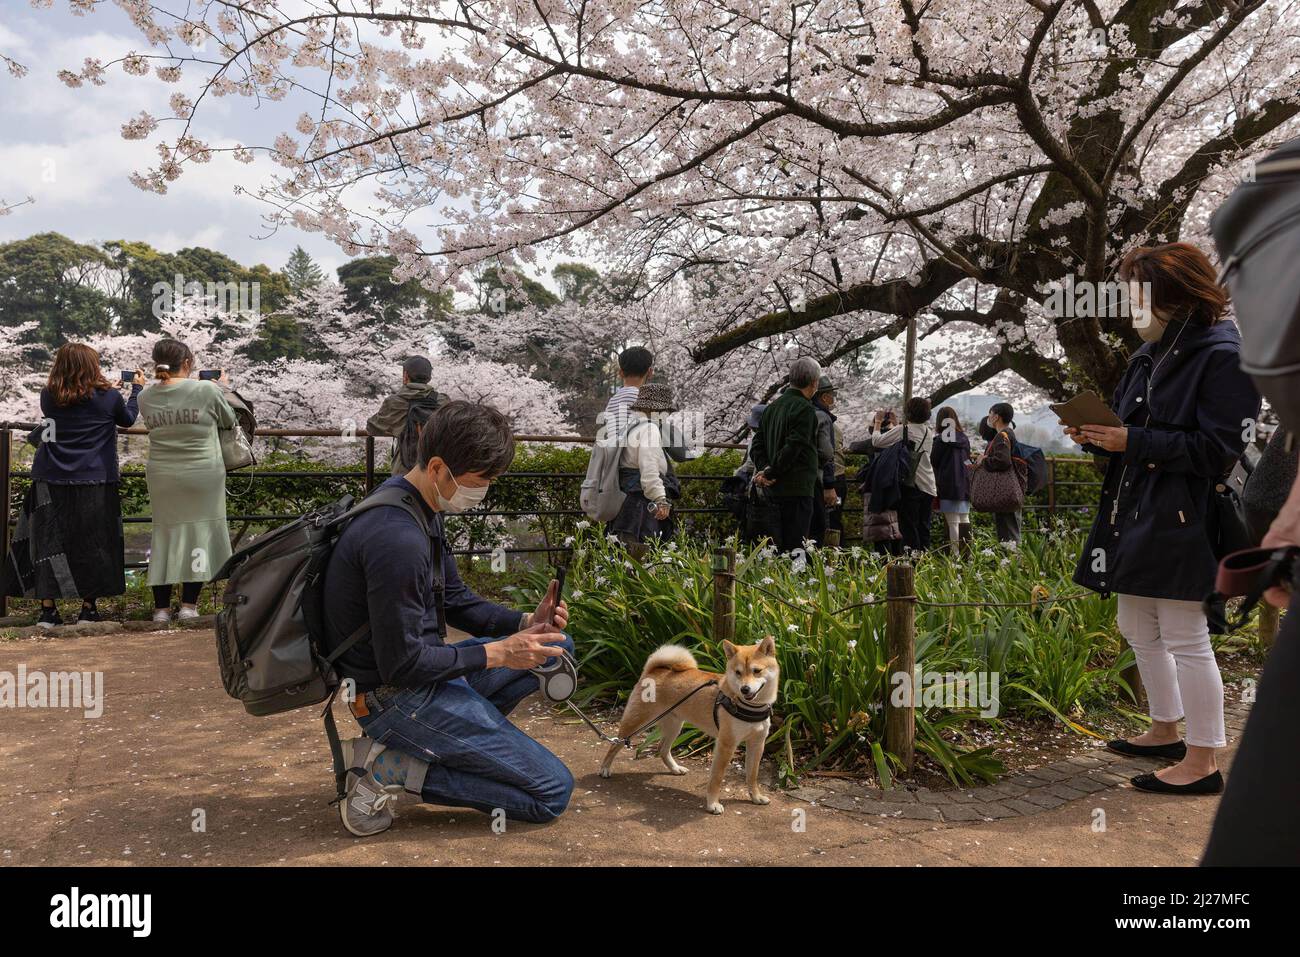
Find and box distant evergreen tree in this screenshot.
[284,245,325,294]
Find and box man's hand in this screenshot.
[484,623,568,670]
[1261,481,1300,608]
[530,578,569,631]
[822,488,838,507]
[1078,425,1127,452]
[653,502,671,520]
[753,470,775,487]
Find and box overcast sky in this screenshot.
[0,3,351,277]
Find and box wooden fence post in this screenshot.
[1258,603,1280,650]
[712,546,736,644]
[1122,661,1145,708]
[885,561,916,773]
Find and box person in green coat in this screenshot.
[750,357,822,552]
[138,339,238,623]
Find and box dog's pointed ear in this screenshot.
[721,639,737,659]
[757,635,776,657]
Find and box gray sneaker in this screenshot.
[339,737,401,837]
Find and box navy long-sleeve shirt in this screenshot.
[31,385,140,483]
[321,477,524,691]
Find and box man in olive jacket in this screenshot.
[750,357,822,552]
[367,356,441,475]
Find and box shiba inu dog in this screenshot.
[599,637,779,814]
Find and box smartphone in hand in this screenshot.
[198,369,222,381]
[547,566,567,626]
[120,370,135,383]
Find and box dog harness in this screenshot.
[713,690,773,726]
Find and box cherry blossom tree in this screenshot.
[33,0,1300,406]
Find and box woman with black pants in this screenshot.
[1066,242,1259,795]
[2,344,142,626]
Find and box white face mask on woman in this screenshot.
[1129,281,1166,343]
[433,468,489,513]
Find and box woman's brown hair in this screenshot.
[47,343,111,407]
[904,396,932,424]
[936,405,964,434]
[152,338,193,380]
[1117,242,1228,326]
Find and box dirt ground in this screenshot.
[0,627,1231,866]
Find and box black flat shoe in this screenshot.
[1130,770,1224,795]
[1106,738,1187,760]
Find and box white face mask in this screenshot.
[433,468,489,513]
[1129,281,1164,342]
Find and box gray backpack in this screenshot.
[212,484,432,802]
[580,418,632,522]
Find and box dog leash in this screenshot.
[561,680,721,750]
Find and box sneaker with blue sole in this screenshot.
[339,737,402,837]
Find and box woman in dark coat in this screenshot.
[2,343,143,626]
[931,405,972,548]
[1066,242,1260,796]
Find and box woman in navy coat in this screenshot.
[1067,242,1259,796]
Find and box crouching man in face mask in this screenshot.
[323,400,574,836]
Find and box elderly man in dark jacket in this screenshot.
[751,357,822,552]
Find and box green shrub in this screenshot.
[508,524,1139,787]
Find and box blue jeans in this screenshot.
[355,633,575,824]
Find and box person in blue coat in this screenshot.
[1066,242,1260,797]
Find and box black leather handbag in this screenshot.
[1208,448,1259,560]
[1211,136,1300,431]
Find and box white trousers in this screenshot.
[1116,594,1225,748]
[942,511,969,543]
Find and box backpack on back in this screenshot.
[212,484,431,801]
[581,418,632,522]
[1212,136,1300,432]
[1011,439,1048,495]
[396,390,442,473]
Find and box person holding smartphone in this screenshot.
[138,338,239,623]
[2,344,143,626]
[1066,242,1260,796]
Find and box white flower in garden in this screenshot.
[594,575,608,587]
[850,546,863,559]
[571,589,583,600]
[847,639,857,651]
[786,624,799,633]
[761,576,774,586]
[576,520,590,529]
[981,548,995,557]
[563,536,575,546]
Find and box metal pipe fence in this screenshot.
[0,422,1102,616]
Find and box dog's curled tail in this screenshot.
[642,644,697,675]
